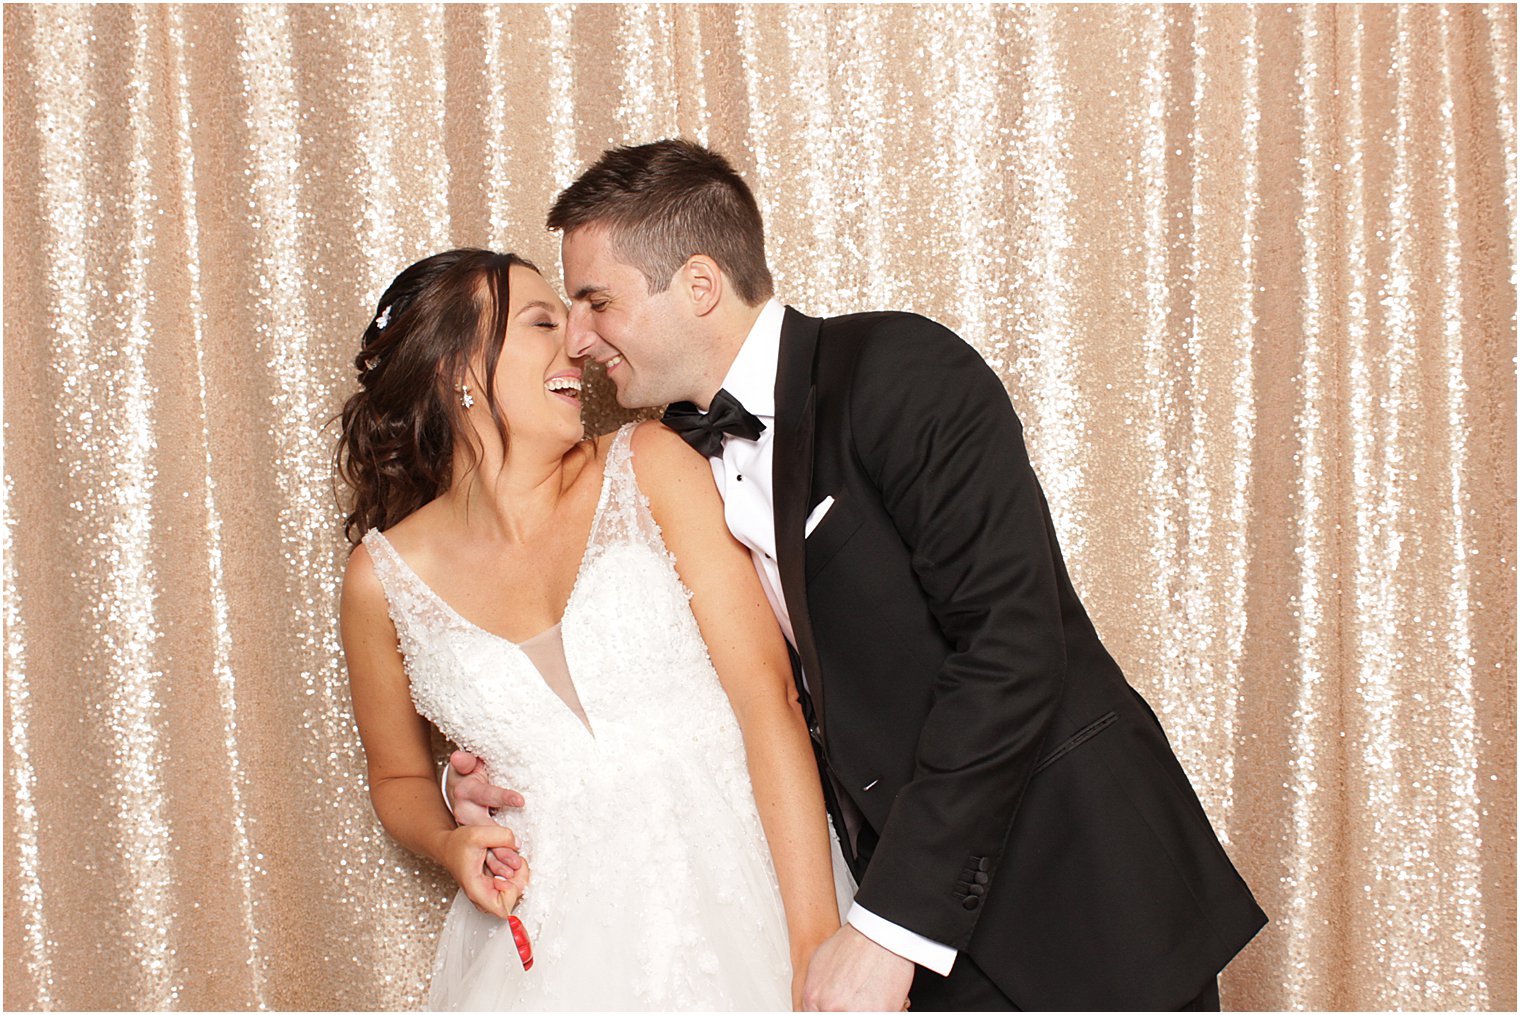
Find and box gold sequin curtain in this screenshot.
[2,3,1514,1010]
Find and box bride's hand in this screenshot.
[441,823,531,920]
[790,936,828,1011]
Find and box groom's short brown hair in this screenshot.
[547,138,775,306]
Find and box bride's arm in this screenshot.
[631,422,841,996]
[340,545,528,919]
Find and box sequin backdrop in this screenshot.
[2,3,1514,1010]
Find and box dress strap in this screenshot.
[361,528,412,613]
[586,422,679,569]
[360,528,473,647]
[595,423,643,526]
[604,421,638,477]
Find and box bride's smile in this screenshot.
[466,264,586,454]
[543,372,582,407]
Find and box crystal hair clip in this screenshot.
[374,304,393,330]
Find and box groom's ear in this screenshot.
[680,255,723,318]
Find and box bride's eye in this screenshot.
[535,319,560,330]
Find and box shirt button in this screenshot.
[736,474,743,481]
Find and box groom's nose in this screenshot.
[564,305,597,359]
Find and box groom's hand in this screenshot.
[801,924,914,1011]
[447,750,526,878]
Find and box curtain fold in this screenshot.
[3,4,1513,1010]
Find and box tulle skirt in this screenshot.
[427,818,857,1011]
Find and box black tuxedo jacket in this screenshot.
[768,307,1266,1009]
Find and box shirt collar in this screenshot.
[716,299,784,420]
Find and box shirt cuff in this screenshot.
[846,903,957,976]
[440,762,456,820]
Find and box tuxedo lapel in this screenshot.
[773,307,825,729]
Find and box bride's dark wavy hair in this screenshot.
[334,248,538,546]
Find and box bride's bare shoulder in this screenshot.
[630,415,705,469]
[628,418,701,463]
[339,538,387,632]
[341,497,447,621]
[372,496,450,560]
[342,502,433,596]
[627,420,720,522]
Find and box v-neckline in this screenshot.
[372,450,612,651]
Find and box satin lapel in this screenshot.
[773,308,825,728]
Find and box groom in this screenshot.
[450,139,1266,1010]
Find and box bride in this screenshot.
[335,248,845,1010]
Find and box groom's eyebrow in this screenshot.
[570,284,608,302]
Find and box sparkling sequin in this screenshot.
[1,5,1513,1010]
[1284,9,1332,1006]
[35,3,178,1006]
[1433,10,1486,1008]
[3,472,53,1008]
[166,4,265,1006]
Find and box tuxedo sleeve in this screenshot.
[845,317,1066,949]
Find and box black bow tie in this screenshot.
[661,388,766,458]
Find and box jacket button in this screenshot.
[977,858,990,872]
[974,872,989,885]
[962,896,979,910]
[968,883,985,896]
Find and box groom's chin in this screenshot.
[613,387,656,411]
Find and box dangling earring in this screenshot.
[457,383,475,409]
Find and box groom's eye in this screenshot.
[590,300,608,312]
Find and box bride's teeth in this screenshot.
[545,377,582,396]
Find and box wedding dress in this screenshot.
[363,423,852,1011]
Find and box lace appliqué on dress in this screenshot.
[361,423,793,1011]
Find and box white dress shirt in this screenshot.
[707,300,957,977]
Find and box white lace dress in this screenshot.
[363,424,847,1011]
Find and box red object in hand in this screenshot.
[508,915,533,971]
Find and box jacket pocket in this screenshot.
[1033,711,1118,775]
[805,496,863,581]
